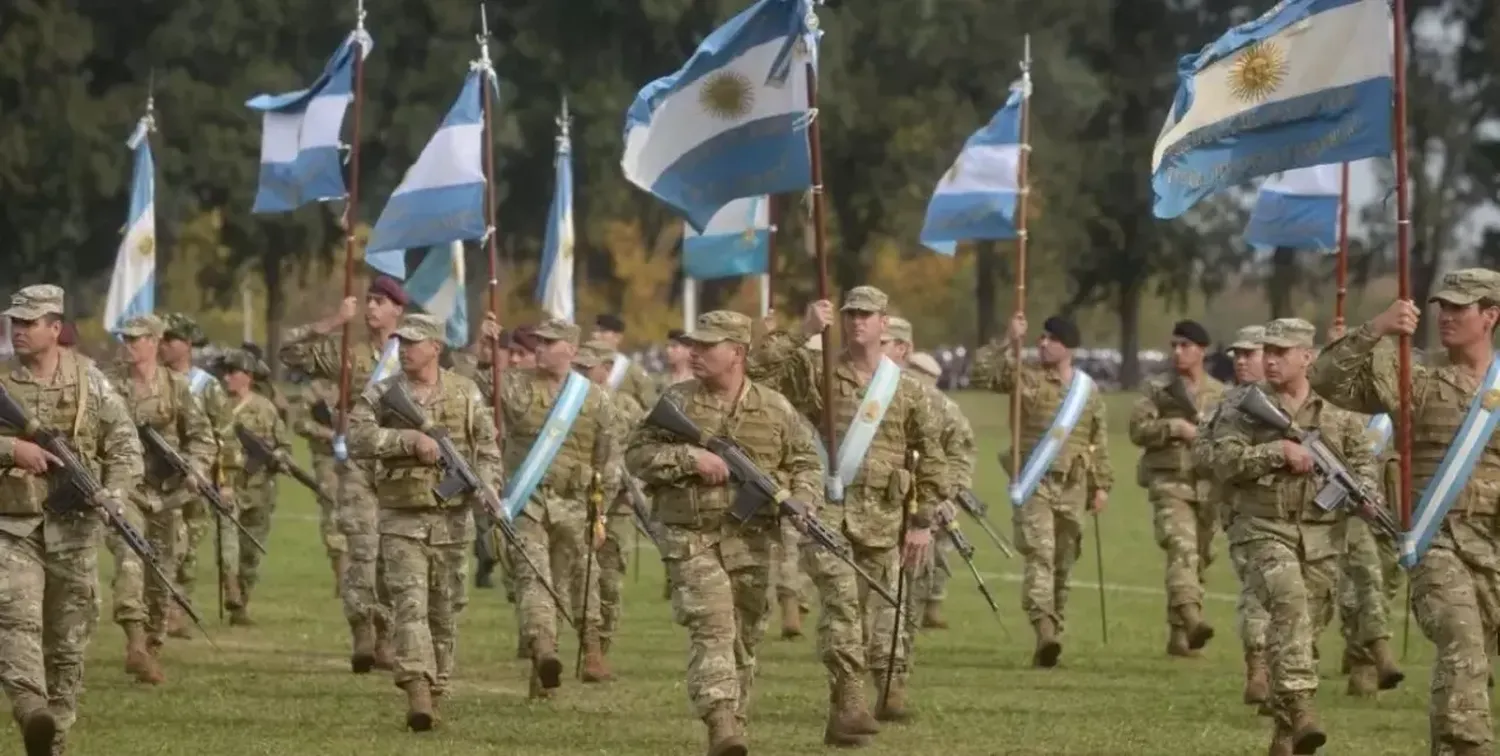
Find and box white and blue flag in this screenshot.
[103,113,157,332]
[622,0,815,232]
[365,70,491,276]
[1151,0,1392,219]
[406,241,469,347]
[1244,163,1343,249]
[919,81,1028,255]
[246,33,369,214]
[682,196,771,280]
[536,101,575,322]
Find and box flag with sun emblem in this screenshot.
[404,241,469,347]
[621,0,815,232]
[537,99,576,322]
[103,110,157,333]
[919,81,1028,256]
[1243,163,1343,249]
[1150,0,1392,219]
[682,196,771,280]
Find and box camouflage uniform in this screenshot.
[1213,319,1376,750]
[748,287,948,727]
[655,369,697,602]
[1129,372,1225,652]
[608,355,657,415]
[579,341,645,655]
[217,353,290,621]
[1311,269,1500,755]
[348,314,496,729]
[290,378,348,592]
[907,364,976,626]
[625,311,823,752]
[0,286,144,754]
[969,335,1111,663]
[450,352,507,592]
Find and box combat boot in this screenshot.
[228,606,254,627]
[1179,603,1215,650]
[1167,626,1199,658]
[166,605,192,640]
[373,616,395,671]
[1032,618,1061,668]
[822,680,872,747]
[222,574,244,611]
[403,678,434,732]
[836,675,881,736]
[1243,651,1270,705]
[704,705,748,756]
[1287,697,1326,754]
[474,560,495,589]
[331,554,349,598]
[873,672,911,723]
[124,622,164,684]
[530,638,563,699]
[581,632,613,683]
[20,708,55,756]
[350,618,377,674]
[1339,645,1355,675]
[1345,662,1377,697]
[780,595,803,639]
[1449,741,1491,756]
[47,731,64,756]
[921,601,948,630]
[515,633,529,660]
[1365,638,1404,690]
[1267,721,1294,756]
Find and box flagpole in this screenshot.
[1335,162,1350,331]
[335,0,370,454]
[1392,0,1413,532]
[805,60,838,455]
[1009,34,1033,481]
[766,195,780,316]
[478,5,505,435]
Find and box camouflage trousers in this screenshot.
[381,526,467,695]
[799,535,867,685]
[175,491,241,607]
[1337,519,1399,648]
[310,453,347,558]
[769,517,812,609]
[103,500,147,627]
[851,544,912,677]
[512,491,602,652]
[338,462,389,628]
[0,524,100,743]
[1239,535,1337,715]
[663,524,773,719]
[595,513,633,646]
[1150,492,1216,627]
[911,539,953,605]
[1227,542,1270,652]
[234,480,276,603]
[1014,473,1086,632]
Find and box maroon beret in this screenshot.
[510,325,540,351]
[58,322,78,347]
[367,276,409,307]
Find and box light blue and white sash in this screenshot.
[500,371,591,520]
[827,356,902,502]
[1401,356,1500,568]
[1365,413,1393,456]
[1008,370,1096,507]
[334,337,401,461]
[607,355,630,390]
[187,366,216,396]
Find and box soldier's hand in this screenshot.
[1327,322,1347,341]
[218,486,235,504]
[936,499,957,525]
[481,313,502,342]
[1007,312,1028,342]
[1168,419,1198,441]
[410,432,441,465]
[691,449,730,485]
[762,309,778,333]
[802,300,834,338]
[1088,489,1108,514]
[11,440,61,475]
[1281,440,1315,475]
[336,296,359,325]
[902,527,933,569]
[1371,299,1420,337]
[590,517,607,551]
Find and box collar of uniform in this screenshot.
[688,377,760,412]
[1257,381,1325,415]
[9,350,83,386]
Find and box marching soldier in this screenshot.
[453,326,509,591]
[591,314,657,410]
[1128,320,1223,655]
[290,377,348,597]
[657,328,695,603]
[970,312,1111,668]
[749,286,947,737]
[0,285,144,756]
[279,277,406,672]
[1212,318,1378,755]
[348,314,498,731]
[1310,270,1500,756]
[216,350,290,625]
[902,350,974,630]
[626,310,824,756]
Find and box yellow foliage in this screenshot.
[577,219,682,348]
[866,237,971,345]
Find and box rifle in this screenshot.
[311,399,335,427]
[623,475,663,549]
[642,397,898,606]
[882,450,918,710]
[577,472,603,678]
[235,424,334,505]
[954,489,1015,558]
[1236,387,1402,543]
[375,381,575,628]
[0,384,210,638]
[138,425,266,555]
[935,507,1005,629]
[1166,377,1201,423]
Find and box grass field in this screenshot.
[66,391,1439,755]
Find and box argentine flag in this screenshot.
[1151,0,1392,219]
[919,81,1027,256]
[622,0,815,232]
[103,115,156,332]
[682,196,770,280]
[1244,163,1343,249]
[247,33,369,214]
[537,102,575,322]
[365,70,491,275]
[406,241,469,346]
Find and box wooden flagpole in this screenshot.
[1335,162,1350,330]
[805,60,838,455]
[478,5,504,435]
[335,0,369,455]
[1392,0,1413,531]
[1010,35,1034,480]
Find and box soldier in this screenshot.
[901,349,974,631]
[104,314,215,683]
[0,285,144,756]
[496,317,620,696]
[1128,320,1224,656]
[1213,318,1378,755]
[591,314,657,410]
[217,350,291,625]
[452,327,509,591]
[626,310,822,756]
[749,286,947,736]
[279,276,406,672]
[242,342,289,422]
[290,377,347,597]
[970,312,1110,668]
[657,328,695,602]
[1310,270,1500,756]
[347,314,497,730]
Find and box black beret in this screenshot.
[595,314,625,333]
[1172,320,1211,348]
[1043,316,1080,349]
[667,328,686,341]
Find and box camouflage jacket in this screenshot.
[922,378,975,494]
[220,391,290,484]
[1129,373,1224,500]
[104,364,216,491]
[499,369,622,503]
[290,378,339,455]
[611,358,658,414]
[278,324,391,391]
[449,351,498,408]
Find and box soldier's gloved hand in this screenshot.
[690,449,729,485]
[11,440,61,475]
[902,527,932,569]
[1281,440,1315,475]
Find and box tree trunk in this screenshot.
[1411,238,1439,351]
[1118,277,1142,388]
[1268,246,1297,318]
[975,241,999,344]
[262,243,286,380]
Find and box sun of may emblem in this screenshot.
[135,233,156,258]
[1228,40,1289,103]
[699,70,755,121]
[1483,388,1500,412]
[860,400,881,422]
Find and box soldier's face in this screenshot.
[593,330,622,349]
[1262,346,1311,385]
[364,295,403,331]
[1436,301,1499,348]
[224,369,252,394]
[1170,337,1203,371]
[535,339,576,374]
[398,338,439,372]
[664,340,690,368]
[585,363,610,384]
[160,337,191,365]
[10,318,57,355]
[509,347,536,369]
[1231,348,1263,383]
[689,340,743,382]
[881,339,909,364]
[120,334,158,365]
[842,310,884,347]
[1036,333,1068,365]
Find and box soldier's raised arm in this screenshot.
[92,367,145,493]
[174,374,216,478]
[747,301,826,418]
[278,296,358,378]
[969,312,1028,394]
[1208,407,1287,486]
[1310,300,1429,414]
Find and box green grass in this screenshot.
[71,392,1433,755]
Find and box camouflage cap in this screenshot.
[1229,325,1266,351]
[219,349,263,375]
[3,285,64,321]
[1261,318,1316,348]
[841,285,889,313]
[883,316,913,344]
[115,313,166,338]
[161,312,207,346]
[1428,268,1500,307]
[393,313,444,343]
[572,339,613,369]
[684,310,752,345]
[533,318,582,346]
[908,351,942,379]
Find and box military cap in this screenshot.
[533,318,582,345]
[573,339,613,369]
[57,322,78,347]
[908,351,942,379]
[161,312,208,346]
[596,314,626,333]
[367,276,409,307]
[510,325,541,351]
[1261,318,1316,348]
[841,286,889,313]
[883,316,914,344]
[684,310,753,345]
[1429,268,1500,307]
[1229,325,1265,351]
[115,313,166,338]
[1043,316,1081,349]
[667,328,687,342]
[3,285,64,321]
[1172,319,1211,347]
[394,313,445,343]
[219,349,261,375]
